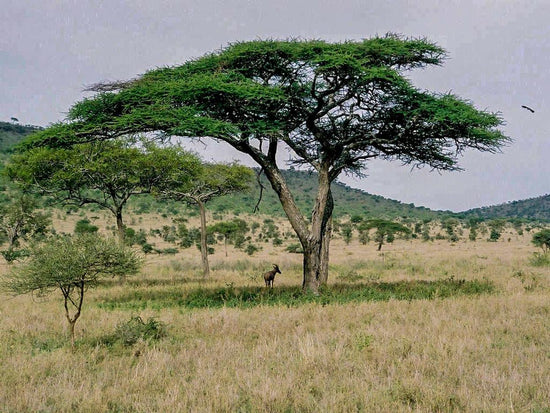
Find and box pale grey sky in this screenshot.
[1,0,548,211]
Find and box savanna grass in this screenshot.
[97,277,494,311]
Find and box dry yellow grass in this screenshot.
[0,212,548,412]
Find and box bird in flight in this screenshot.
[521,105,535,113]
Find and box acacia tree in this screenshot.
[209,218,249,256]
[532,229,550,253]
[0,193,50,262]
[7,140,200,242]
[152,158,253,276]
[21,36,509,293]
[359,219,411,251]
[4,233,141,346]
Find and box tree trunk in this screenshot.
[301,165,332,294]
[197,199,210,277]
[68,320,76,348]
[318,216,332,286]
[115,209,125,244]
[261,163,334,294]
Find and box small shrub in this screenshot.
[142,243,154,254]
[111,316,166,346]
[1,248,30,263]
[74,219,98,234]
[286,243,303,254]
[529,252,550,267]
[245,243,260,256]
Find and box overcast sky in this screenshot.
[1,0,548,211]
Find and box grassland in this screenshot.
[0,212,549,412]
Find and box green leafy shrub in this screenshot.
[286,243,304,254]
[110,316,166,346]
[245,243,260,256]
[74,219,98,234]
[530,252,550,267]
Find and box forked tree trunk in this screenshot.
[261,163,334,294]
[63,283,84,348]
[197,199,210,277]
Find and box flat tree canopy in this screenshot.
[20,35,509,292]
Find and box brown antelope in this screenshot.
[263,264,281,288]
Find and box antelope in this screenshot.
[263,264,281,288]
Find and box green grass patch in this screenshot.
[97,278,494,311]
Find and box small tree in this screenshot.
[487,219,506,242]
[359,219,411,251]
[208,218,249,256]
[6,140,200,243]
[4,234,141,346]
[154,158,253,276]
[532,229,550,253]
[442,218,460,242]
[0,193,50,262]
[340,222,353,245]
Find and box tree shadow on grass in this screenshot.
[97,277,494,311]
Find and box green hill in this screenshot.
[210,168,451,221]
[0,121,42,153]
[460,194,550,222]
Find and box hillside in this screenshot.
[0,121,41,154]
[461,194,550,222]
[209,168,451,220]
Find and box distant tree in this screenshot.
[532,229,550,253]
[341,222,353,245]
[0,193,50,262]
[359,219,411,251]
[442,218,460,242]
[4,234,141,346]
[153,159,253,276]
[6,140,200,242]
[208,218,249,256]
[487,219,506,242]
[20,36,509,293]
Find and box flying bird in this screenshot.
[521,105,535,113]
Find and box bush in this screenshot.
[111,316,166,346]
[74,219,98,234]
[530,252,550,267]
[532,229,550,253]
[245,243,260,256]
[286,243,304,254]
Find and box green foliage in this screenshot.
[208,218,249,243]
[98,278,494,311]
[6,234,141,295]
[341,223,353,245]
[529,252,550,267]
[4,233,142,343]
[74,219,99,234]
[0,121,41,153]
[6,139,202,241]
[350,215,363,224]
[531,229,550,253]
[109,316,166,346]
[462,194,550,221]
[286,243,304,254]
[213,169,452,219]
[488,228,501,242]
[359,219,411,250]
[17,36,509,289]
[124,228,148,247]
[245,243,260,256]
[0,193,50,262]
